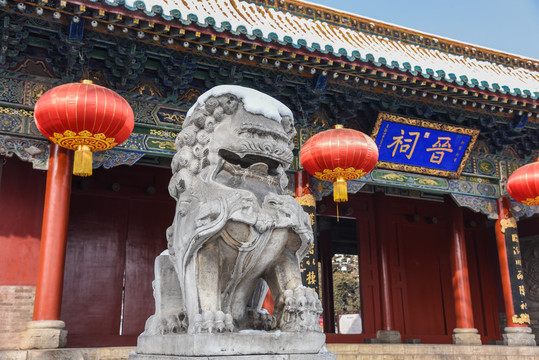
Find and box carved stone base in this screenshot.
[133,332,327,357]
[502,326,536,346]
[452,328,482,345]
[19,320,67,349]
[375,330,401,344]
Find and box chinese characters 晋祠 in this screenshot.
[372,113,479,178]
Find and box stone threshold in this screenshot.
[0,347,136,360]
[327,343,539,360]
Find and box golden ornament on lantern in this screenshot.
[507,159,539,206]
[34,80,134,177]
[300,124,379,204]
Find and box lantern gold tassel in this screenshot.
[74,145,92,177]
[333,177,348,203]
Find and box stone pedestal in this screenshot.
[502,326,536,346]
[375,330,401,344]
[131,332,331,358]
[19,320,67,349]
[452,328,481,345]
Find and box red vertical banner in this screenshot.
[495,197,530,327]
[295,171,319,296]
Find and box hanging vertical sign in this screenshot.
[500,217,530,324]
[296,193,320,296]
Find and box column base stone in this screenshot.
[502,326,536,346]
[376,330,401,344]
[19,320,67,350]
[452,328,482,345]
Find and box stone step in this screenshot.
[2,344,539,360]
[327,343,539,360]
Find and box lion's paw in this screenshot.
[189,310,234,333]
[246,309,276,331]
[144,312,188,335]
[280,287,323,332]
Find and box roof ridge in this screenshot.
[241,0,539,67]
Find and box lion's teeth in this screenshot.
[248,162,269,176]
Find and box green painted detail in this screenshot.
[371,170,448,188]
[291,156,300,171]
[145,136,176,152]
[477,159,495,175]
[151,106,186,128]
[135,126,179,140]
[459,174,497,184]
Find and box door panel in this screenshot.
[122,198,174,336]
[61,166,175,347]
[61,194,128,346]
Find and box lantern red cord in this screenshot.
[507,160,539,206]
[34,81,134,176]
[300,125,379,203]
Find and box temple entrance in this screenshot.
[317,192,501,344]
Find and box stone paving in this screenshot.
[2,344,539,360]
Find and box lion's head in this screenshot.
[169,85,296,201]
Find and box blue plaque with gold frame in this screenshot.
[371,113,479,178]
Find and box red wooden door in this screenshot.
[122,198,175,337]
[389,211,455,343]
[385,198,455,343]
[61,193,129,346]
[61,165,174,347]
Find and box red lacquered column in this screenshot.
[20,143,73,349]
[449,200,475,329]
[373,192,400,343]
[373,192,394,331]
[295,170,311,197]
[33,143,73,320]
[447,198,481,344]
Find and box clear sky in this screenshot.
[304,0,539,60]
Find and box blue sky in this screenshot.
[305,0,539,60]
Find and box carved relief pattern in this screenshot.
[0,135,49,170]
[0,134,145,170]
[24,82,54,106]
[510,202,539,220]
[0,77,25,105]
[451,194,497,219]
[312,177,367,201]
[127,99,160,126]
[92,150,145,170]
[499,160,509,196]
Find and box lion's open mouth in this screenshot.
[218,149,280,176]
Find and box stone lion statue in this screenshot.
[142,85,322,337]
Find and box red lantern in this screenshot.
[507,159,539,206]
[34,80,134,177]
[300,125,379,203]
